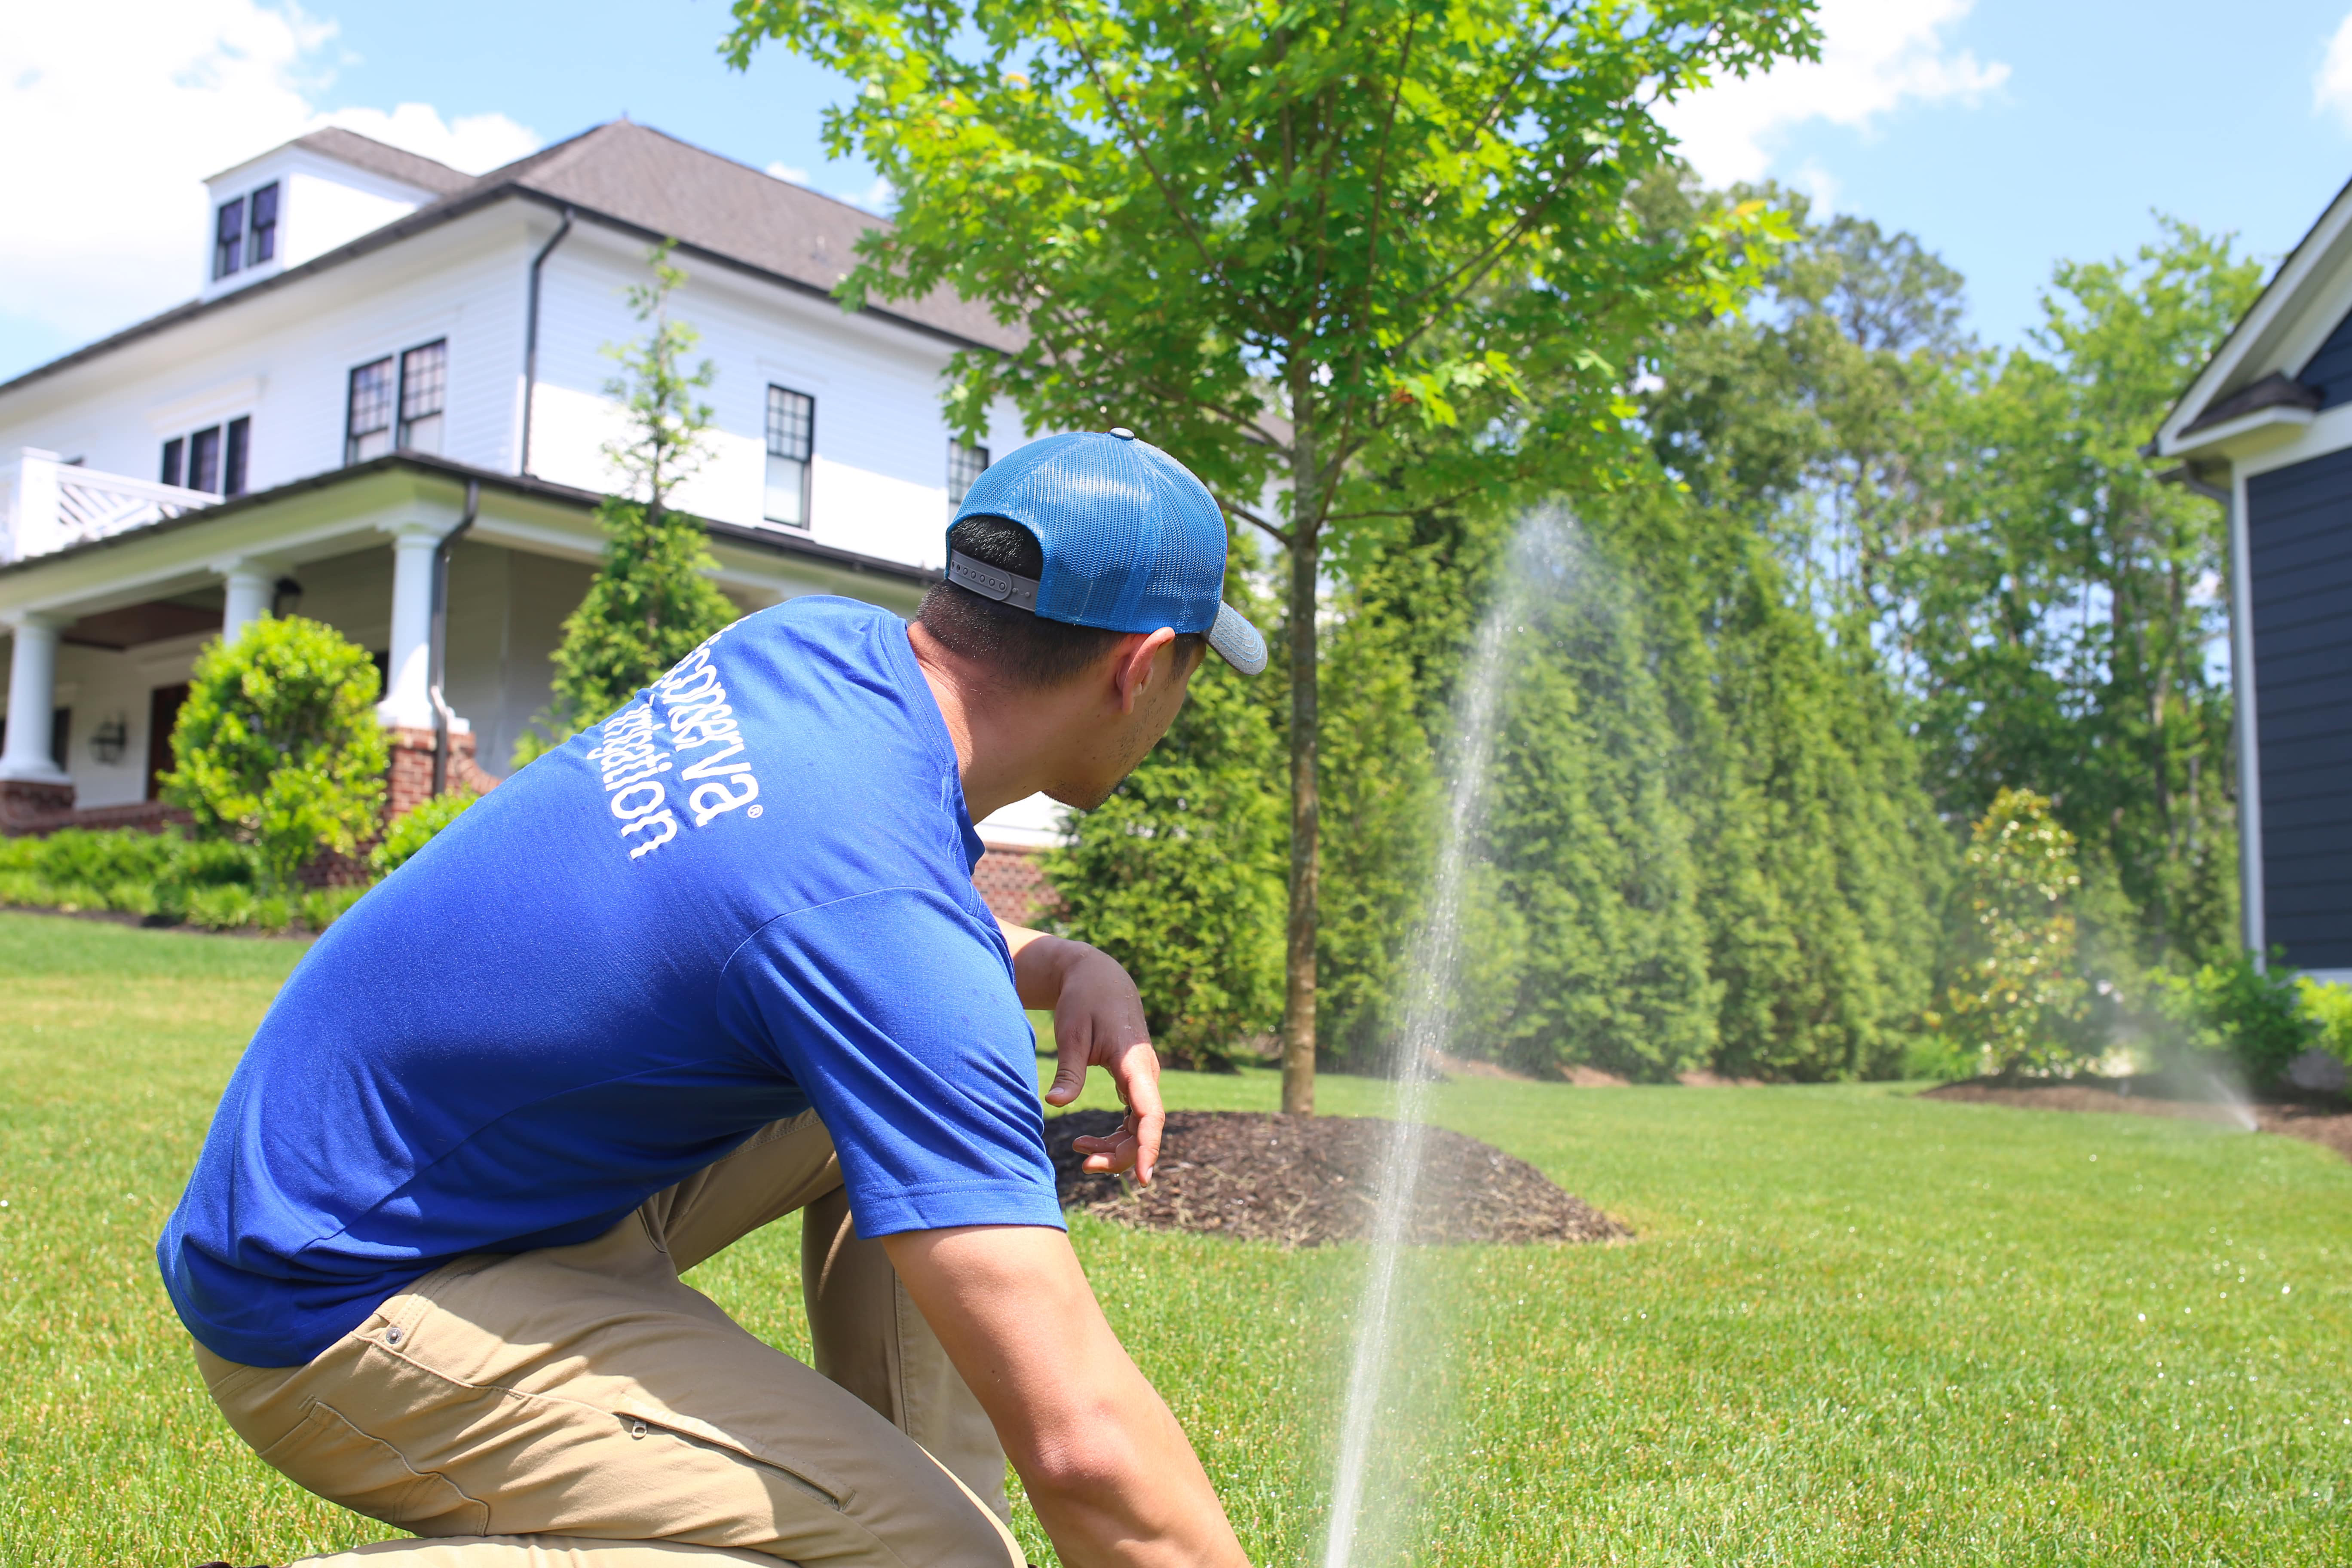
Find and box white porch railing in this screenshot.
[0,448,219,565]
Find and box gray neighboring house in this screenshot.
[2155,178,2352,983]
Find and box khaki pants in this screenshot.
[194,1109,1023,1567]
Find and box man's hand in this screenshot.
[1000,924,1163,1184]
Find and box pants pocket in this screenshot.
[615,1406,845,1513]
[256,1399,493,1535]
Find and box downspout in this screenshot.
[518,207,575,477]
[2170,464,2262,963]
[429,479,481,797]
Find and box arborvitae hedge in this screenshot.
[1048,478,1948,1082]
[1041,540,1287,1068]
[1313,482,1946,1082]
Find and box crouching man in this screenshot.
[157,431,1265,1568]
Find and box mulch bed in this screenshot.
[1922,1077,2352,1162]
[1044,1109,1629,1248]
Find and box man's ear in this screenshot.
[1110,627,1179,714]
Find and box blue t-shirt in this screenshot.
[157,597,1062,1368]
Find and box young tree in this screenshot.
[520,243,741,759]
[1939,788,2089,1078]
[161,616,388,890]
[725,0,1819,1111]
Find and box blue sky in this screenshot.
[7,0,2352,383]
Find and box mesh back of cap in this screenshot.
[951,433,1225,634]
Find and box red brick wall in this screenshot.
[973,842,1058,927]
[384,727,500,821]
[1,730,496,864]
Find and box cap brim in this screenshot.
[1207,601,1268,676]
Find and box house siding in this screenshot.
[2299,302,2352,410]
[2245,447,2352,969]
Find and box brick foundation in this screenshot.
[973,841,1058,927]
[0,778,78,834]
[0,728,497,853]
[386,727,501,821]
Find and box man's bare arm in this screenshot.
[1001,922,1162,1182]
[884,1225,1248,1568]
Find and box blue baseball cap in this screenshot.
[946,429,1268,676]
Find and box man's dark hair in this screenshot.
[918,515,1206,689]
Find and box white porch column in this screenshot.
[2,450,62,565]
[376,523,442,729]
[1,612,71,783]
[220,561,275,643]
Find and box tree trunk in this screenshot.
[1281,427,1322,1116]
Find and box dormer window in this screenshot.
[249,183,279,266]
[213,181,280,280]
[214,196,246,280]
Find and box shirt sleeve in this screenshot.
[716,888,1066,1238]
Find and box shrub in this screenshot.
[371,788,480,876]
[159,616,388,889]
[1938,788,2089,1076]
[0,826,376,934]
[2150,953,2317,1087]
[0,827,181,912]
[2301,977,2352,1065]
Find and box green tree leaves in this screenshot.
[1938,788,2088,1078]
[522,244,741,758]
[726,0,1821,1109]
[159,617,388,890]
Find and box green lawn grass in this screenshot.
[3,909,2346,1565]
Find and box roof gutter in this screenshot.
[2162,462,2263,962]
[519,207,576,478]
[429,478,481,797]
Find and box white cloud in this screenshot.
[1656,0,2009,187]
[0,0,538,353]
[2315,10,2352,131]
[770,160,894,216]
[1795,160,1843,216]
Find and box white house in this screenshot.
[0,120,1064,909]
[2154,173,2352,983]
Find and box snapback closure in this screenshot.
[946,550,1041,612]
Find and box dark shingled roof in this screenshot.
[476,120,1020,350]
[2178,371,2321,437]
[282,128,477,198]
[4,119,1023,398]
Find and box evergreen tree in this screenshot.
[1470,520,1717,1078]
[1041,543,1286,1068]
[519,243,740,761]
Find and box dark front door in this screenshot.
[147,684,189,801]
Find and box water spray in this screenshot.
[1322,512,1566,1568]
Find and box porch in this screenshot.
[1,449,932,831]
